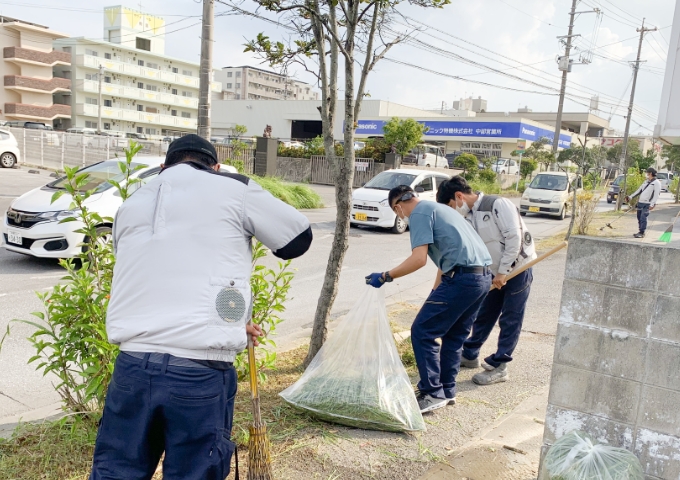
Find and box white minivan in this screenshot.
[520,171,582,220]
[492,158,519,175]
[409,144,448,169]
[350,168,450,233]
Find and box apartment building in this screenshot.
[216,66,318,101]
[0,16,71,124]
[53,6,221,136]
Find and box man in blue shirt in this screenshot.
[366,185,492,413]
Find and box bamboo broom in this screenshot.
[247,324,273,480]
[490,241,568,291]
[659,211,680,243]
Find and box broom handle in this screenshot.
[247,323,262,425]
[490,241,568,291]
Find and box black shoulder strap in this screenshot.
[477,194,500,212]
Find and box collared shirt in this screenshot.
[408,201,492,273]
[631,179,661,206]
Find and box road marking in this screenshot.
[0,293,6,298]
[29,274,65,280]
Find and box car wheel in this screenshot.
[0,152,16,168]
[350,222,357,228]
[391,216,407,234]
[520,211,527,216]
[557,205,566,220]
[607,197,613,204]
[501,170,506,174]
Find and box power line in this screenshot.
[494,0,565,29]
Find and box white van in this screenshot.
[657,171,674,192]
[520,171,582,220]
[409,144,448,168]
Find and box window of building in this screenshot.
[62,47,72,53]
[137,82,144,89]
[85,73,97,81]
[85,121,97,128]
[138,59,145,67]
[145,107,158,114]
[172,67,178,73]
[104,100,112,107]
[181,112,191,118]
[104,53,112,60]
[171,88,178,95]
[146,85,158,92]
[85,97,98,105]
[136,37,151,51]
[181,91,193,98]
[226,83,232,88]
[137,104,144,112]
[227,72,232,77]
[104,76,111,83]
[145,128,157,135]
[235,72,241,78]
[86,49,98,57]
[137,126,143,133]
[235,83,240,88]
[171,109,177,116]
[147,62,159,69]
[182,69,192,76]
[236,94,240,99]
[104,122,111,130]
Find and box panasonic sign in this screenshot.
[521,127,536,137]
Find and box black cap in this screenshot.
[646,167,657,176]
[166,134,218,165]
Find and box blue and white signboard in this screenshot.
[354,120,572,149]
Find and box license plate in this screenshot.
[529,206,540,213]
[355,213,368,221]
[7,230,22,245]
[612,194,617,199]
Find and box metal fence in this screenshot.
[214,144,255,174]
[310,156,385,187]
[11,127,168,171]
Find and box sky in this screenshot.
[1,0,675,133]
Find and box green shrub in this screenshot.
[519,158,538,179]
[454,153,479,179]
[623,169,645,207]
[478,168,497,184]
[250,175,324,209]
[468,180,501,195]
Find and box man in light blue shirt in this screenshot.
[366,185,492,413]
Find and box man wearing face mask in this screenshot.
[436,176,536,386]
[365,185,492,413]
[625,167,662,239]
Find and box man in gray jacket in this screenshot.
[437,176,536,385]
[626,167,662,238]
[90,135,312,480]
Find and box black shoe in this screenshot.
[415,391,448,413]
[445,396,457,405]
[633,232,645,238]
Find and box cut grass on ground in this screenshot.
[250,175,324,209]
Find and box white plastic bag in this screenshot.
[544,431,643,480]
[280,288,425,432]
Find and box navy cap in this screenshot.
[646,167,657,176]
[166,134,218,165]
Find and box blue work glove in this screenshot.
[365,272,385,288]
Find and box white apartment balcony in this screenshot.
[76,55,223,92]
[76,103,197,129]
[79,79,200,109]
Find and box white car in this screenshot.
[657,172,673,192]
[520,171,582,220]
[0,129,21,168]
[350,168,450,233]
[2,159,238,258]
[492,158,519,175]
[409,144,448,169]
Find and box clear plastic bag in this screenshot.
[544,431,643,480]
[280,288,425,432]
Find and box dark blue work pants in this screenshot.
[411,271,491,399]
[637,202,650,233]
[462,269,533,368]
[90,352,237,480]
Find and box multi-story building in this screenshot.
[657,0,680,145]
[53,6,221,137]
[215,66,318,101]
[0,16,71,124]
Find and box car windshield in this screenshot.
[494,159,506,165]
[47,160,144,193]
[657,173,668,180]
[612,175,625,186]
[529,174,568,191]
[364,172,417,190]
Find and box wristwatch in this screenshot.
[383,271,394,283]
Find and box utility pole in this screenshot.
[97,64,103,134]
[441,101,445,114]
[197,0,214,140]
[551,0,578,158]
[616,19,657,210]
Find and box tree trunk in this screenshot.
[304,2,358,367]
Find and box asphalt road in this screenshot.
[0,167,675,426]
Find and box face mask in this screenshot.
[456,199,470,216]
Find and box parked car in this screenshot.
[350,168,450,233]
[409,144,448,169]
[520,171,582,220]
[492,158,519,175]
[125,132,149,141]
[606,174,627,204]
[2,158,240,258]
[280,140,305,149]
[0,129,21,168]
[657,171,674,192]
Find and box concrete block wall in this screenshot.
[540,236,680,480]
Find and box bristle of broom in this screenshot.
[659,232,673,243]
[247,423,273,480]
